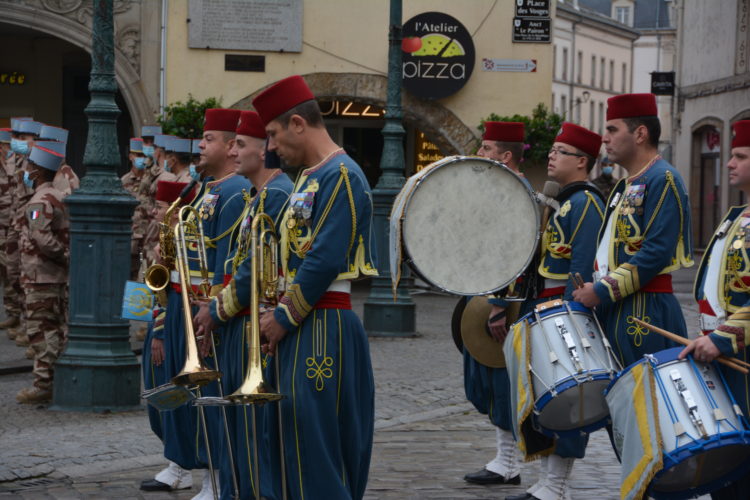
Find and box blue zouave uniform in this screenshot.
[267,151,377,500]
[162,172,251,470]
[593,156,693,367]
[694,206,750,499]
[208,172,293,500]
[516,183,605,459]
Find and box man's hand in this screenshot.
[151,338,165,366]
[260,309,287,355]
[487,305,507,343]
[679,335,721,363]
[572,282,601,308]
[192,300,215,357]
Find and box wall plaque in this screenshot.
[188,0,302,52]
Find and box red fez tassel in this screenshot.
[252,75,315,126]
[204,108,242,133]
[732,120,750,149]
[606,93,658,121]
[555,122,602,158]
[483,121,525,142]
[236,110,267,139]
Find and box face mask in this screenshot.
[164,159,171,172]
[602,166,613,176]
[134,157,146,170]
[189,164,201,181]
[142,145,154,158]
[5,150,12,159]
[11,139,29,155]
[23,170,34,189]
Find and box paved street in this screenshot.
[0,268,708,499]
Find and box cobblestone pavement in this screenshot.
[0,268,711,498]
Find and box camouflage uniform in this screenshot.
[122,168,149,278]
[6,155,35,341]
[0,151,16,324]
[20,181,69,391]
[141,168,176,267]
[53,164,80,197]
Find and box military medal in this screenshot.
[734,239,744,250]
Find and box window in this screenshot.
[589,101,595,129]
[609,59,614,90]
[600,57,606,87]
[562,48,569,81]
[598,102,604,134]
[577,51,582,83]
[591,56,596,86]
[575,98,581,123]
[615,6,630,25]
[622,62,628,92]
[561,95,567,117]
[553,44,557,79]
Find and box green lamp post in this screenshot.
[363,0,416,337]
[51,0,140,411]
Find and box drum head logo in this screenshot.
[401,12,475,100]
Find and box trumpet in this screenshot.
[145,180,198,307]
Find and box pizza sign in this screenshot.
[401,12,475,100]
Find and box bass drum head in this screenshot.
[402,157,539,295]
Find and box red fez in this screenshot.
[204,108,241,133]
[555,122,602,158]
[483,122,524,143]
[732,120,750,149]
[236,110,266,139]
[156,181,196,205]
[606,93,658,121]
[252,75,315,126]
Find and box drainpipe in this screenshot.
[159,0,168,114]
[569,14,580,120]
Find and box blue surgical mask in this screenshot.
[143,145,155,158]
[164,159,171,172]
[189,164,201,181]
[11,139,29,155]
[134,157,146,170]
[23,170,34,189]
[5,150,11,159]
[602,166,613,176]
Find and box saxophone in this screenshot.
[145,180,198,307]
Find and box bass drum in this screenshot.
[391,156,539,296]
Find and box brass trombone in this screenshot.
[225,211,286,500]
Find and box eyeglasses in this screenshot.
[548,148,585,158]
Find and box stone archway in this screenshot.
[232,72,478,155]
[1,1,155,128]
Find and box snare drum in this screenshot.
[390,156,539,295]
[607,348,750,499]
[520,300,621,436]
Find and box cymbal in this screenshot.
[461,296,506,368]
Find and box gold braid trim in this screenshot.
[203,192,247,249]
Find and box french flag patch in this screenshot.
[30,210,40,220]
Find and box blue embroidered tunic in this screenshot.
[593,157,693,367]
[267,150,377,500]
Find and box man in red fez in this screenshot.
[463,120,529,487]
[505,123,605,500]
[682,120,750,499]
[572,94,694,500]
[149,108,251,500]
[253,75,378,500]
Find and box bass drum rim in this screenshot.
[401,156,540,296]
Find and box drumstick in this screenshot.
[630,317,750,369]
[629,317,749,374]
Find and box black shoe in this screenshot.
[463,467,521,485]
[505,494,538,500]
[140,479,172,492]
